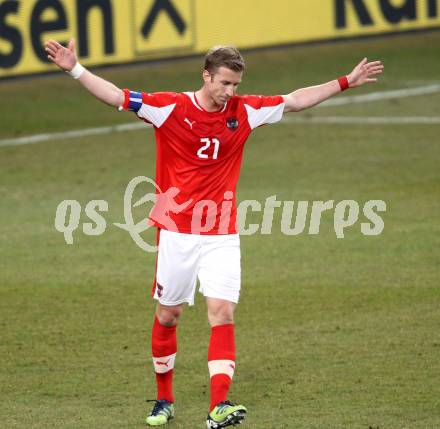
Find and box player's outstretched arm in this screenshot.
[45,38,124,108]
[283,58,384,113]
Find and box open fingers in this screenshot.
[357,57,368,68]
[368,66,384,75]
[45,41,60,54]
[365,64,384,70]
[366,60,382,67]
[367,71,383,79]
[68,38,75,52]
[45,45,57,57]
[46,39,64,49]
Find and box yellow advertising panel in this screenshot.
[133,0,194,54]
[1,0,439,78]
[0,0,133,76]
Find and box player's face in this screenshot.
[204,66,242,106]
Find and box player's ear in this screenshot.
[202,69,211,84]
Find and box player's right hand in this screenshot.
[347,57,384,88]
[45,38,77,72]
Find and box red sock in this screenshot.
[151,317,177,403]
[208,324,236,411]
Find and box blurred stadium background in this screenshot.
[1,1,439,428]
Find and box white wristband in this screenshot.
[67,62,85,79]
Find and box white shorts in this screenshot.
[153,229,241,306]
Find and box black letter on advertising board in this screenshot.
[31,0,68,63]
[335,0,374,28]
[428,0,437,17]
[77,0,114,57]
[0,0,23,68]
[142,0,186,38]
[379,0,416,23]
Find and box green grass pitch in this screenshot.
[1,31,440,428]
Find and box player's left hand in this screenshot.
[45,38,77,72]
[347,58,384,88]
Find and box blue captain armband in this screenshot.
[120,89,143,112]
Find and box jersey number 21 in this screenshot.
[197,138,220,160]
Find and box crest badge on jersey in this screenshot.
[226,117,239,131]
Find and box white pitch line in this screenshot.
[320,83,440,107]
[1,83,440,148]
[282,116,440,124]
[0,121,149,147]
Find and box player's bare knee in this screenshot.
[207,300,235,326]
[156,303,183,326]
[208,310,234,325]
[156,311,180,327]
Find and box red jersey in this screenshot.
[122,89,285,234]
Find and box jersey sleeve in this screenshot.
[121,89,177,128]
[242,95,285,130]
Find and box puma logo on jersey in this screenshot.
[184,118,196,129]
[156,359,170,367]
[157,282,164,297]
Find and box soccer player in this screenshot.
[45,38,383,428]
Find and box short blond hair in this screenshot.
[204,45,245,74]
